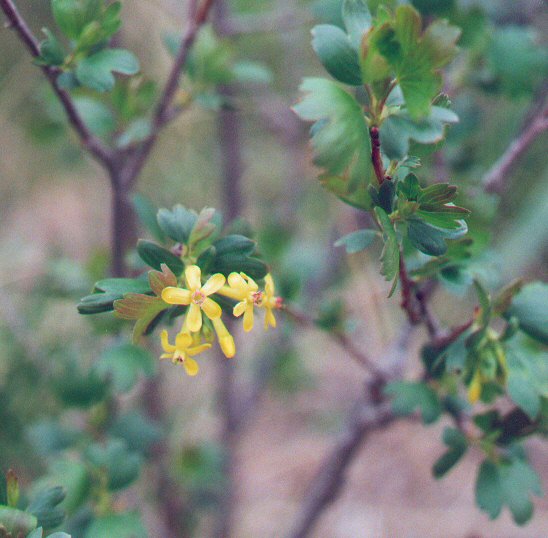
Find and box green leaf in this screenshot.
[0,507,37,535]
[133,194,166,243]
[342,0,372,48]
[85,440,142,491]
[407,217,447,256]
[77,292,120,314]
[507,373,540,421]
[505,282,548,344]
[109,411,162,456]
[380,105,458,160]
[73,96,116,138]
[311,25,362,85]
[334,229,378,254]
[27,421,82,456]
[377,5,460,118]
[374,207,399,290]
[95,343,155,393]
[94,278,151,295]
[476,460,503,520]
[157,205,198,244]
[27,487,65,531]
[75,49,140,92]
[116,117,152,148]
[31,460,90,514]
[213,235,256,257]
[505,341,547,420]
[210,254,268,281]
[52,0,101,39]
[443,330,469,372]
[188,207,221,248]
[384,380,441,424]
[293,78,371,192]
[37,28,65,66]
[232,61,272,85]
[487,27,548,97]
[136,239,184,275]
[432,427,468,478]
[84,513,146,538]
[500,458,543,525]
[54,365,107,408]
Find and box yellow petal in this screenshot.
[160,353,173,360]
[233,301,247,317]
[211,316,230,338]
[202,273,226,296]
[162,287,191,305]
[202,298,222,319]
[160,330,176,352]
[187,343,212,356]
[243,304,254,332]
[184,357,199,376]
[264,308,277,329]
[228,272,247,290]
[185,265,202,290]
[217,285,246,301]
[219,335,236,358]
[187,302,203,332]
[241,273,258,291]
[265,274,275,296]
[175,332,193,349]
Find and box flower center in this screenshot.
[192,289,206,305]
[252,291,263,305]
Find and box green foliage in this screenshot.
[334,229,378,254]
[384,380,441,424]
[95,343,155,393]
[85,440,142,491]
[293,78,372,198]
[27,487,66,530]
[432,427,468,478]
[505,282,548,345]
[476,457,543,525]
[374,206,399,293]
[75,49,140,92]
[84,513,147,538]
[51,0,101,40]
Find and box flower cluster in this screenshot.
[160,265,282,376]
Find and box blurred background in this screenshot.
[1,0,547,536]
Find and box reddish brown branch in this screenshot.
[283,304,388,380]
[0,0,114,168]
[483,105,548,194]
[369,126,386,185]
[399,253,422,325]
[287,326,412,538]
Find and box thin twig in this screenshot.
[286,326,412,538]
[121,0,216,186]
[483,105,548,194]
[0,0,114,168]
[283,305,388,380]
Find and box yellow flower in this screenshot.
[160,329,211,376]
[260,274,282,330]
[162,265,225,333]
[221,272,263,332]
[211,317,236,358]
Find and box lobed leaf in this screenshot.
[293,78,372,194]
